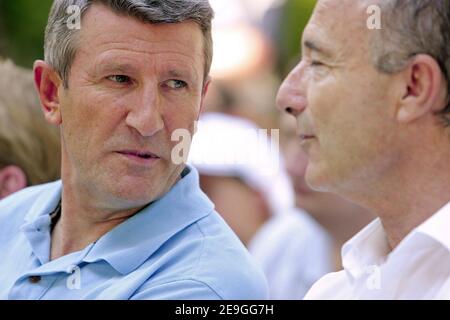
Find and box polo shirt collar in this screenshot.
[23,180,62,223]
[20,181,63,265]
[21,166,214,275]
[82,165,214,274]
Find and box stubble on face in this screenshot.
[57,4,206,213]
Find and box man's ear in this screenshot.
[0,166,27,199]
[33,60,63,125]
[397,54,448,123]
[198,77,212,119]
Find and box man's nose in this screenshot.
[125,86,164,137]
[276,62,308,117]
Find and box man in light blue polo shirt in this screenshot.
[0,0,267,300]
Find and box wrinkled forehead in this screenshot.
[313,0,378,21]
[304,0,375,47]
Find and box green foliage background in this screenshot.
[0,0,53,68]
[0,0,315,73]
[279,0,315,76]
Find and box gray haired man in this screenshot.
[0,0,267,299]
[277,0,450,299]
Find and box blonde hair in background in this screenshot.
[0,58,61,185]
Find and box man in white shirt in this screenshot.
[276,0,450,299]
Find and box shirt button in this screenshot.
[29,276,41,284]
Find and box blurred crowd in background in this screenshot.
[0,0,375,299]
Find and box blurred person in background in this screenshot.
[199,1,333,299]
[0,58,60,199]
[281,114,374,270]
[277,0,450,299]
[189,111,333,299]
[207,0,284,131]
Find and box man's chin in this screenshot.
[101,182,163,208]
[304,166,331,193]
[95,165,183,209]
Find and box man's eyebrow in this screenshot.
[96,62,138,74]
[166,68,199,82]
[167,69,183,78]
[302,39,333,58]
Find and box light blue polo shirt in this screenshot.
[0,166,268,300]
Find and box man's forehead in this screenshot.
[316,0,354,11]
[311,0,370,27]
[303,0,374,51]
[77,4,204,58]
[315,0,380,12]
[81,3,201,37]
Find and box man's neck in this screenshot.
[340,138,450,250]
[49,181,148,261]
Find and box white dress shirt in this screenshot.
[305,201,450,300]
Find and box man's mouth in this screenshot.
[117,150,160,160]
[300,134,315,140]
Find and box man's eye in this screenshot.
[165,80,187,89]
[107,75,131,83]
[310,60,324,67]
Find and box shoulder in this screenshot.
[304,270,352,300]
[192,210,268,299]
[130,279,222,300]
[133,210,268,300]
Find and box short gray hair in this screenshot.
[44,0,214,88]
[370,0,450,126]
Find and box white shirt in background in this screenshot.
[248,208,333,299]
[305,201,450,299]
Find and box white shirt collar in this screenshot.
[415,201,450,250]
[342,201,450,281]
[341,219,389,281]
